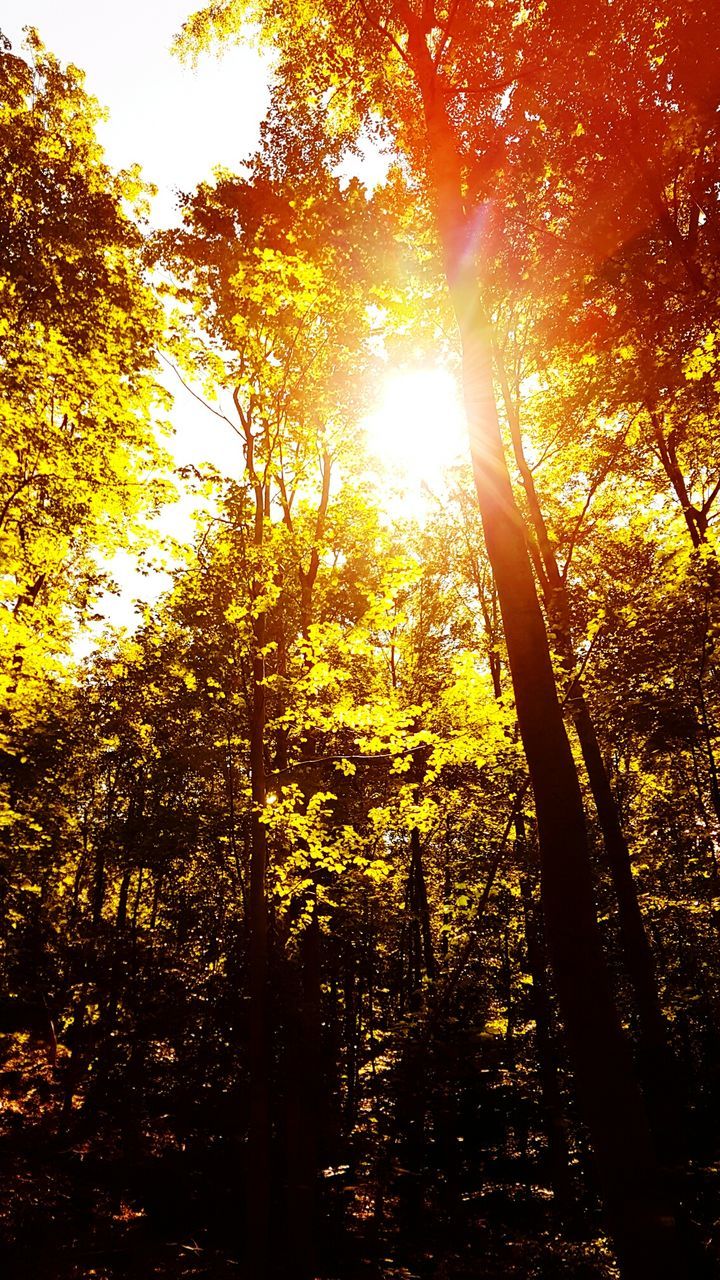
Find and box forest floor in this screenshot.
[2,1030,718,1279]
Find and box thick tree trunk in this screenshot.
[408,30,687,1277]
[522,888,577,1221]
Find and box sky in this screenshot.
[3,1,271,227]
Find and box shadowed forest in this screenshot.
[2,2,720,1277]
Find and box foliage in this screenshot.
[0,30,171,768]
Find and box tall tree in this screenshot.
[162,156,386,1273]
[0,30,169,774]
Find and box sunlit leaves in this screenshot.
[0,31,172,778]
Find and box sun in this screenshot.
[361,367,467,504]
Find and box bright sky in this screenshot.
[2,1,271,227]
[362,368,467,508]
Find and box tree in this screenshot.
[0,29,170,776]
[160,153,393,1273]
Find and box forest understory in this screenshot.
[3,1013,718,1280]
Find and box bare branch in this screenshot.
[160,352,241,435]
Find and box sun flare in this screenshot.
[361,367,467,496]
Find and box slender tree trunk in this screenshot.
[92,845,105,927]
[246,554,271,1275]
[408,29,687,1276]
[343,943,359,1128]
[102,865,133,1037]
[286,907,322,1278]
[409,827,435,986]
[116,866,131,933]
[62,982,89,1122]
[404,765,435,1002]
[496,355,680,1150]
[568,689,683,1145]
[280,450,333,1269]
[149,871,163,934]
[649,409,707,548]
[698,681,720,822]
[236,394,272,1276]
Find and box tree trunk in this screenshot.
[285,908,322,1278]
[408,29,687,1277]
[236,393,273,1276]
[246,566,272,1276]
[280,452,334,1270]
[404,827,435,1003]
[344,945,359,1128]
[569,687,683,1149]
[649,409,708,548]
[520,847,577,1222]
[410,827,436,986]
[495,354,680,1152]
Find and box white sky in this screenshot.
[2,1,271,226]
